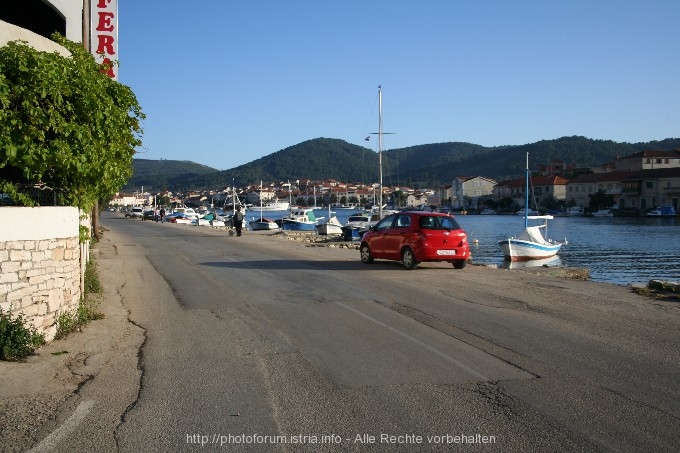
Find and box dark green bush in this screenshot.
[0,309,46,361]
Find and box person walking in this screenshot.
[233,206,244,236]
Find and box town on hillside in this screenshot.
[110,149,680,216]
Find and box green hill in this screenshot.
[125,136,680,191]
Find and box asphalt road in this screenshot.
[30,212,680,452]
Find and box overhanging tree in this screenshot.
[0,34,144,211]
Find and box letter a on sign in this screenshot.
[90,0,119,79]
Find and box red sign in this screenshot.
[90,0,118,79]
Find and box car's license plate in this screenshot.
[437,250,456,256]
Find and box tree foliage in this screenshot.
[0,35,144,210]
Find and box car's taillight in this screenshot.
[415,232,427,241]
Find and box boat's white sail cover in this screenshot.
[516,226,550,244]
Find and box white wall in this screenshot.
[0,207,79,241]
[0,20,70,56]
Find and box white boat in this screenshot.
[249,182,281,230]
[592,209,614,217]
[257,198,290,211]
[281,208,319,231]
[566,206,584,216]
[196,211,225,227]
[250,217,279,230]
[479,208,497,215]
[172,207,199,219]
[317,216,343,235]
[341,210,383,240]
[516,207,538,216]
[645,206,677,217]
[499,153,565,261]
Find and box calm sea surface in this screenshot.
[244,208,680,286]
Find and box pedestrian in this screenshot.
[233,206,244,236]
[154,207,159,222]
[159,207,165,223]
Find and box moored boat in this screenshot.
[646,206,677,217]
[499,153,566,261]
[257,199,290,211]
[316,216,343,235]
[250,217,279,230]
[592,209,614,217]
[280,208,319,231]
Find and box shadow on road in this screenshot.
[200,259,458,272]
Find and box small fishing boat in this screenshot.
[592,209,614,217]
[250,217,279,230]
[645,206,677,217]
[280,208,319,231]
[566,206,584,216]
[499,153,566,261]
[317,216,343,235]
[249,182,281,230]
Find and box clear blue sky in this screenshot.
[118,0,680,171]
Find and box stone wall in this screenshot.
[0,207,82,341]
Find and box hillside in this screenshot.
[125,136,680,191]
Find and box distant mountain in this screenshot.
[123,159,219,192]
[125,136,680,192]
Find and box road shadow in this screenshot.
[200,259,458,272]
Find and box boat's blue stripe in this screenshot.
[499,240,561,252]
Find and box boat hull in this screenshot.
[317,224,343,235]
[281,220,317,231]
[498,238,562,261]
[249,217,279,230]
[250,222,279,230]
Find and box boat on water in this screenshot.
[249,182,281,230]
[165,212,193,224]
[257,198,290,211]
[592,209,614,217]
[249,217,279,230]
[172,207,199,218]
[499,153,566,261]
[341,209,387,240]
[566,206,585,216]
[516,207,539,216]
[479,208,497,215]
[280,208,319,231]
[645,206,677,217]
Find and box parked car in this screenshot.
[360,211,470,270]
[129,206,144,219]
[142,210,156,220]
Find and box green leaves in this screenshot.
[0,35,145,210]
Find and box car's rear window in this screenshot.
[418,215,461,230]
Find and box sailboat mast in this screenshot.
[525,152,529,229]
[378,85,383,219]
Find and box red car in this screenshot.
[360,211,470,270]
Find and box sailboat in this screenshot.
[498,153,566,261]
[341,85,392,240]
[317,206,343,235]
[249,181,279,231]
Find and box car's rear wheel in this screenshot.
[452,259,467,269]
[360,243,374,264]
[402,247,418,270]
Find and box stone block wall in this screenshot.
[0,207,82,341]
